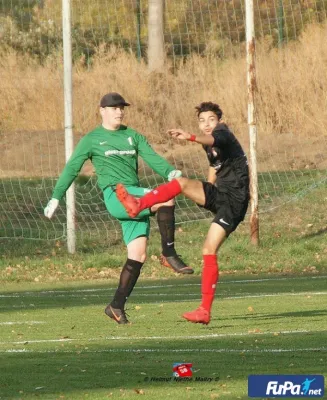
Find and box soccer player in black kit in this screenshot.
[116,102,250,325]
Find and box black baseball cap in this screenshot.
[100,92,130,107]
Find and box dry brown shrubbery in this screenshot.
[0,22,326,173]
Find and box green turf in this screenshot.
[0,275,326,399]
[1,175,327,398]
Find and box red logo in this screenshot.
[173,363,193,378]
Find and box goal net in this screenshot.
[0,0,326,244]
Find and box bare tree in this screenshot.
[148,0,165,71]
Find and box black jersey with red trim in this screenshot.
[202,123,249,187]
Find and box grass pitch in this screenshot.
[1,181,327,399]
[0,274,326,399]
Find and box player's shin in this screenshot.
[157,205,177,257]
[201,254,219,312]
[110,259,143,309]
[139,179,182,211]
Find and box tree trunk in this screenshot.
[148,0,165,71]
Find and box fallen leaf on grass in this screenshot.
[248,328,262,334]
[134,389,145,394]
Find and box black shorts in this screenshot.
[200,181,249,236]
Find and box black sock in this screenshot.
[110,259,143,309]
[157,205,177,257]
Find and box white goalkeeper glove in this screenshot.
[44,198,59,219]
[168,169,182,181]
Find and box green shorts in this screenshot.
[103,186,153,245]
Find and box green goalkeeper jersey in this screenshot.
[52,125,175,200]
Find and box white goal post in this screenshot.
[62,0,76,254]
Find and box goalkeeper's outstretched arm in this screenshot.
[136,132,182,181]
[44,135,91,219]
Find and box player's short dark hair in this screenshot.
[195,102,223,120]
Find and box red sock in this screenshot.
[139,179,182,210]
[201,254,219,312]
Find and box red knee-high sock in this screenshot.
[139,179,182,210]
[201,254,219,312]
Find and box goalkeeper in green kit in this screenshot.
[44,92,193,324]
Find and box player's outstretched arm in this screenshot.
[137,133,182,180]
[167,129,215,146]
[44,198,59,219]
[167,128,192,140]
[167,169,182,181]
[43,135,91,219]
